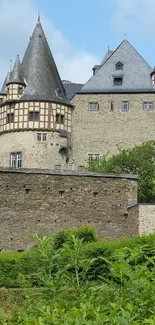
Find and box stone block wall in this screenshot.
[0,169,138,251]
[139,204,155,235]
[72,93,155,167]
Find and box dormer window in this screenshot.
[18,86,23,96]
[55,89,63,99]
[116,62,123,71]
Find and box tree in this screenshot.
[87,141,155,203]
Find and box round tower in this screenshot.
[0,19,73,170]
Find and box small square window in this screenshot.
[88,154,94,160]
[10,152,22,168]
[60,115,64,124]
[114,77,122,86]
[29,112,40,121]
[7,113,14,123]
[56,113,60,123]
[37,133,41,141]
[29,111,34,121]
[143,102,153,110]
[88,154,100,166]
[94,154,100,160]
[43,133,47,141]
[18,86,23,96]
[121,101,129,112]
[88,103,99,111]
[35,112,39,121]
[56,113,65,124]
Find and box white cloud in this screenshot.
[0,0,99,86]
[112,0,155,37]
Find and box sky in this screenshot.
[0,0,155,85]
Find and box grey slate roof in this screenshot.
[20,20,69,104]
[79,40,155,93]
[7,55,25,86]
[0,71,11,94]
[63,83,83,101]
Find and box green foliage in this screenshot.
[53,224,97,249]
[2,227,155,323]
[87,141,155,203]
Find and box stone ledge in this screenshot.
[0,167,138,180]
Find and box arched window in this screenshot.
[115,62,123,71]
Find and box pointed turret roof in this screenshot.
[7,55,25,85]
[0,71,11,94]
[20,20,67,103]
[101,49,114,64]
[79,40,155,93]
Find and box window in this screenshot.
[10,152,22,168]
[88,154,100,166]
[0,98,3,104]
[110,102,114,112]
[18,86,23,96]
[116,62,123,70]
[37,133,41,141]
[56,113,65,124]
[143,102,153,110]
[29,111,40,121]
[55,88,63,98]
[88,102,99,111]
[7,113,14,123]
[94,154,100,161]
[37,133,47,142]
[43,133,47,141]
[114,77,123,86]
[121,101,129,112]
[88,154,94,161]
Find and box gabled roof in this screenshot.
[7,55,25,86]
[79,40,155,93]
[20,20,68,103]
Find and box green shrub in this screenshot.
[53,224,97,250]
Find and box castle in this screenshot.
[1,18,155,170]
[1,19,155,250]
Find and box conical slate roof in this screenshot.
[21,20,68,103]
[0,71,11,94]
[101,49,114,65]
[7,55,25,85]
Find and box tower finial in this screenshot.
[38,11,40,22]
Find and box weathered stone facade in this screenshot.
[139,204,155,235]
[0,169,138,251]
[72,93,155,167]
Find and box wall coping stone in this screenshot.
[139,203,155,206]
[0,168,138,180]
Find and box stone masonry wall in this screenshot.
[0,169,138,251]
[72,93,155,167]
[139,204,155,235]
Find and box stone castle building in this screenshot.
[1,19,155,250]
[1,18,155,170]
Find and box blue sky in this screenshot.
[0,0,154,84]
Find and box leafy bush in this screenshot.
[2,228,155,323]
[87,141,155,203]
